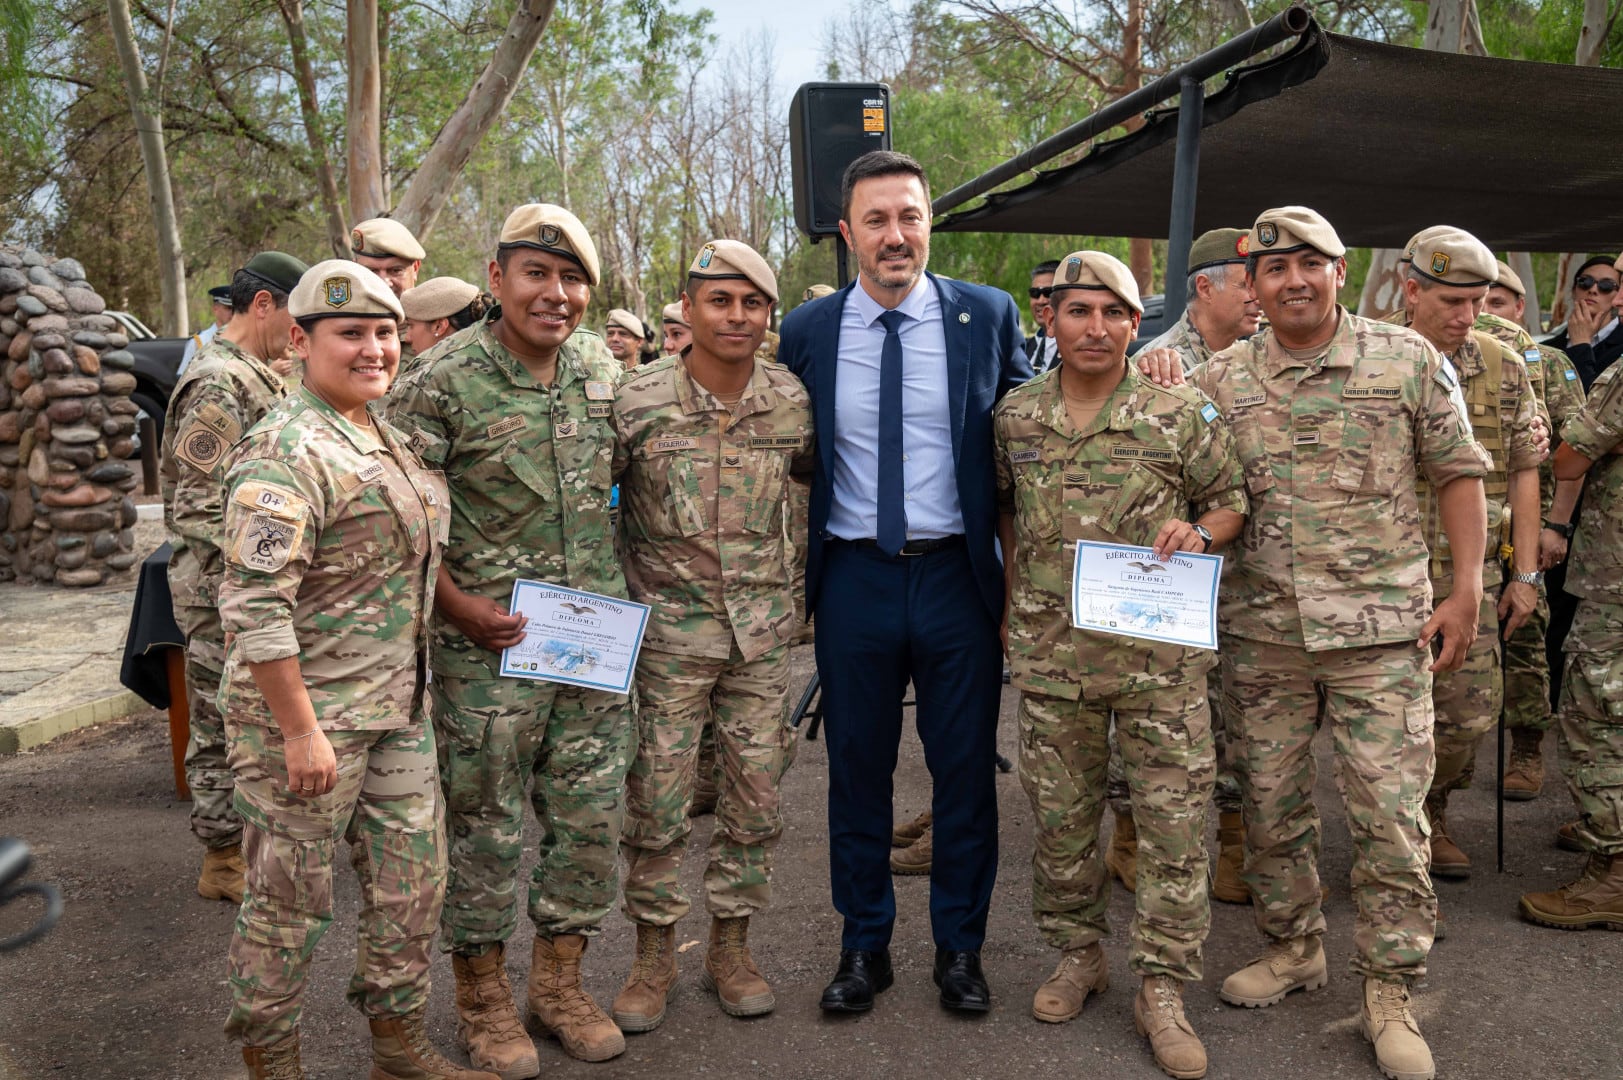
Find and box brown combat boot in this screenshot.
[611,923,679,1032]
[1557,819,1584,852]
[1219,936,1327,1008]
[890,824,932,875]
[242,1037,303,1080]
[199,843,247,903]
[891,809,932,847]
[1361,977,1435,1080]
[452,944,539,1079]
[1105,811,1138,892]
[1425,797,1470,880]
[1031,943,1108,1023]
[1502,728,1544,800]
[368,1011,500,1080]
[526,934,625,1061]
[700,916,775,1017]
[1134,975,1207,1079]
[1519,853,1623,931]
[1211,812,1248,904]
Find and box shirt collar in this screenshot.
[478,310,589,390]
[672,355,777,418]
[1037,360,1140,439]
[296,385,385,455]
[1262,305,1356,377]
[849,273,932,329]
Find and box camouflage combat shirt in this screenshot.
[995,362,1247,699]
[1139,310,1217,375]
[1561,363,1623,603]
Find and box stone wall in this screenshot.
[0,245,142,586]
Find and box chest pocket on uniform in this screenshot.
[1102,466,1178,543]
[631,446,708,538]
[1012,453,1061,544]
[741,449,788,535]
[1228,414,1275,498]
[1331,408,1397,495]
[453,441,554,544]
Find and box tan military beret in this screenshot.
[1411,227,1496,287]
[1399,224,1458,265]
[1050,250,1142,314]
[1494,260,1526,297]
[606,308,645,337]
[498,203,601,287]
[660,302,688,327]
[350,217,425,262]
[803,284,836,302]
[289,259,403,321]
[1249,206,1346,259]
[687,240,779,304]
[1188,228,1251,273]
[400,277,480,322]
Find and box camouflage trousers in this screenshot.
[1222,636,1436,979]
[1503,588,1552,733]
[787,478,810,629]
[1108,675,1238,817]
[177,605,240,849]
[431,674,631,951]
[1430,593,1501,798]
[1019,682,1215,982]
[1558,601,1623,854]
[224,720,444,1048]
[622,643,796,925]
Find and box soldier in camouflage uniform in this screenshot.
[1520,296,1623,930]
[1191,208,1490,1080]
[385,204,629,1075]
[218,261,490,1080]
[609,240,812,1032]
[161,250,307,905]
[1393,230,1543,884]
[1113,228,1261,905]
[997,251,1246,1080]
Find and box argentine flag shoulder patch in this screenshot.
[1200,402,1219,424]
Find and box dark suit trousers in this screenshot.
[814,538,1003,952]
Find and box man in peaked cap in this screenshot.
[162,251,308,908]
[386,203,630,1074]
[1189,206,1490,1080]
[610,239,812,1030]
[997,249,1246,1080]
[660,302,691,355]
[604,308,648,370]
[1141,228,1261,374]
[179,283,237,377]
[350,217,426,298]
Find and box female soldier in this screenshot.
[217,260,493,1080]
[399,276,491,376]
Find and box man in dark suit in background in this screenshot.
[778,150,1032,1016]
[1024,259,1060,373]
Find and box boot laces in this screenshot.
[630,929,667,979]
[262,1043,303,1080]
[1150,977,1181,1021]
[1371,980,1412,1023]
[399,1012,461,1068]
[1256,938,1306,972]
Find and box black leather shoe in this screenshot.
[820,948,894,1013]
[933,948,991,1013]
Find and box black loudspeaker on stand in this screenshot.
[789,82,891,289]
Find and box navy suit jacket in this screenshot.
[779,272,1033,623]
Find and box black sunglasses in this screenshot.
[1575,275,1620,294]
[1028,286,1052,299]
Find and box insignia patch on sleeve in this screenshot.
[232,481,310,521]
[174,419,231,474]
[1200,402,1219,423]
[231,512,303,572]
[195,401,242,439]
[1566,369,1579,381]
[1524,348,1541,364]
[585,381,614,401]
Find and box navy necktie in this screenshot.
[877,309,908,556]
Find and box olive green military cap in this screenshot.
[1494,260,1525,297]
[400,276,480,322]
[239,251,309,294]
[1249,206,1346,259]
[803,283,836,302]
[687,239,779,304]
[660,302,688,327]
[606,308,645,337]
[1050,249,1142,314]
[1188,228,1251,273]
[350,217,425,262]
[1410,227,1496,287]
[289,259,403,321]
[497,203,601,286]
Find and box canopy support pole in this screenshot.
[1162,74,1205,323]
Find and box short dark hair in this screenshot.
[229,268,291,314]
[840,150,930,223]
[1032,260,1060,279]
[1573,254,1618,286]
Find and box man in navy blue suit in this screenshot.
[779,150,1032,1015]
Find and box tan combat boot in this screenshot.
[700,916,775,1017]
[1211,812,1248,904]
[890,824,932,875]
[452,944,540,1079]
[368,1011,500,1080]
[611,923,679,1032]
[242,1037,303,1080]
[1557,819,1584,852]
[891,809,932,847]
[1105,811,1138,892]
[1361,977,1435,1080]
[1218,936,1327,1008]
[527,934,625,1062]
[1519,853,1623,931]
[1501,728,1544,800]
[1134,975,1207,1079]
[199,844,247,903]
[1031,943,1108,1023]
[1424,796,1470,880]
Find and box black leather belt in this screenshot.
[849,535,965,557]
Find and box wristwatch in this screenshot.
[1543,520,1575,539]
[1512,571,1544,587]
[1192,524,1213,553]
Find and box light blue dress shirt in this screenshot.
[827,274,964,541]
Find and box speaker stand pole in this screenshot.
[835,235,850,289]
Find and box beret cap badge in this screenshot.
[1257,222,1278,247]
[1064,255,1082,283]
[698,243,716,269]
[1236,234,1249,256]
[323,276,352,308]
[350,228,365,252]
[539,223,562,247]
[1430,252,1451,276]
